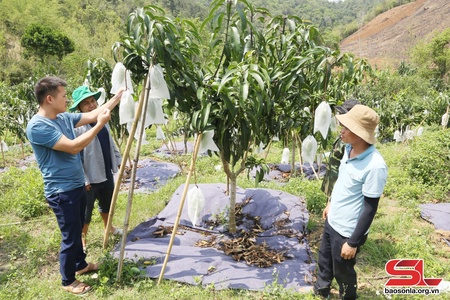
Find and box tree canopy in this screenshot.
[21,24,75,61]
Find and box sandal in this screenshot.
[62,280,92,295]
[76,262,99,276]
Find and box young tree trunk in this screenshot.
[290,131,296,176]
[228,173,238,234]
[220,151,247,234]
[0,147,4,167]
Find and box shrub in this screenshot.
[0,166,48,219]
[405,129,450,191]
[284,177,327,214]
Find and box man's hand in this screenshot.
[341,242,357,260]
[97,108,111,125]
[112,88,125,101]
[322,201,330,219]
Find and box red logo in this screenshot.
[385,259,442,287]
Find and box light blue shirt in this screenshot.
[328,144,388,237]
[26,112,84,197]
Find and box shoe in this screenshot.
[62,280,92,295]
[112,227,123,235]
[76,262,99,276]
[312,287,330,299]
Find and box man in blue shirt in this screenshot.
[313,104,388,299]
[26,76,124,295]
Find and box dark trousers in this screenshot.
[47,186,88,286]
[84,175,114,223]
[314,219,367,300]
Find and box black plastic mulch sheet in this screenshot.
[113,183,315,291]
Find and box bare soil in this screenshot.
[339,0,450,69]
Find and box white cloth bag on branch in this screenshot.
[149,64,170,99]
[442,111,449,128]
[314,101,332,139]
[97,88,106,106]
[145,98,166,126]
[156,126,166,140]
[198,131,220,153]
[417,127,424,136]
[281,148,290,164]
[330,116,338,132]
[126,120,149,145]
[301,135,318,165]
[119,90,135,125]
[187,186,205,227]
[111,62,134,95]
[1,141,8,152]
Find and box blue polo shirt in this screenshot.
[26,112,84,197]
[328,144,387,238]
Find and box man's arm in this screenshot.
[53,109,111,155]
[341,196,380,260]
[347,196,380,247]
[75,89,125,127]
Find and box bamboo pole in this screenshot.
[295,133,304,175]
[310,162,320,180]
[116,81,151,282]
[0,142,4,167]
[290,131,296,176]
[263,138,273,161]
[103,73,150,249]
[157,132,203,285]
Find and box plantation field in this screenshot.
[0,125,449,300]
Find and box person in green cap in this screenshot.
[70,85,123,253]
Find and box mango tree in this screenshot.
[111,1,370,234]
[0,81,36,164]
[261,15,334,174]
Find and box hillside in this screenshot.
[339,0,450,69]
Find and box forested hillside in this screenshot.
[0,0,413,84]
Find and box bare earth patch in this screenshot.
[340,0,450,69]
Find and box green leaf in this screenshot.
[223,95,236,118]
[201,102,211,130]
[241,82,249,102]
[249,70,264,90]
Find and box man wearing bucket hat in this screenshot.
[314,105,388,300]
[70,85,123,253]
[321,99,360,201]
[26,76,124,295]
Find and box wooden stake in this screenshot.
[290,130,296,176]
[116,81,151,282]
[295,133,304,175]
[157,132,203,285]
[103,73,150,249]
[310,161,320,180]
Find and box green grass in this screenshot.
[1,127,450,299]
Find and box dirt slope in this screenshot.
[339,0,450,69]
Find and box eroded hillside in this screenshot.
[339,0,450,69]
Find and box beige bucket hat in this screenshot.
[335,104,379,144]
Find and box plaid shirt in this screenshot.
[321,138,345,199]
